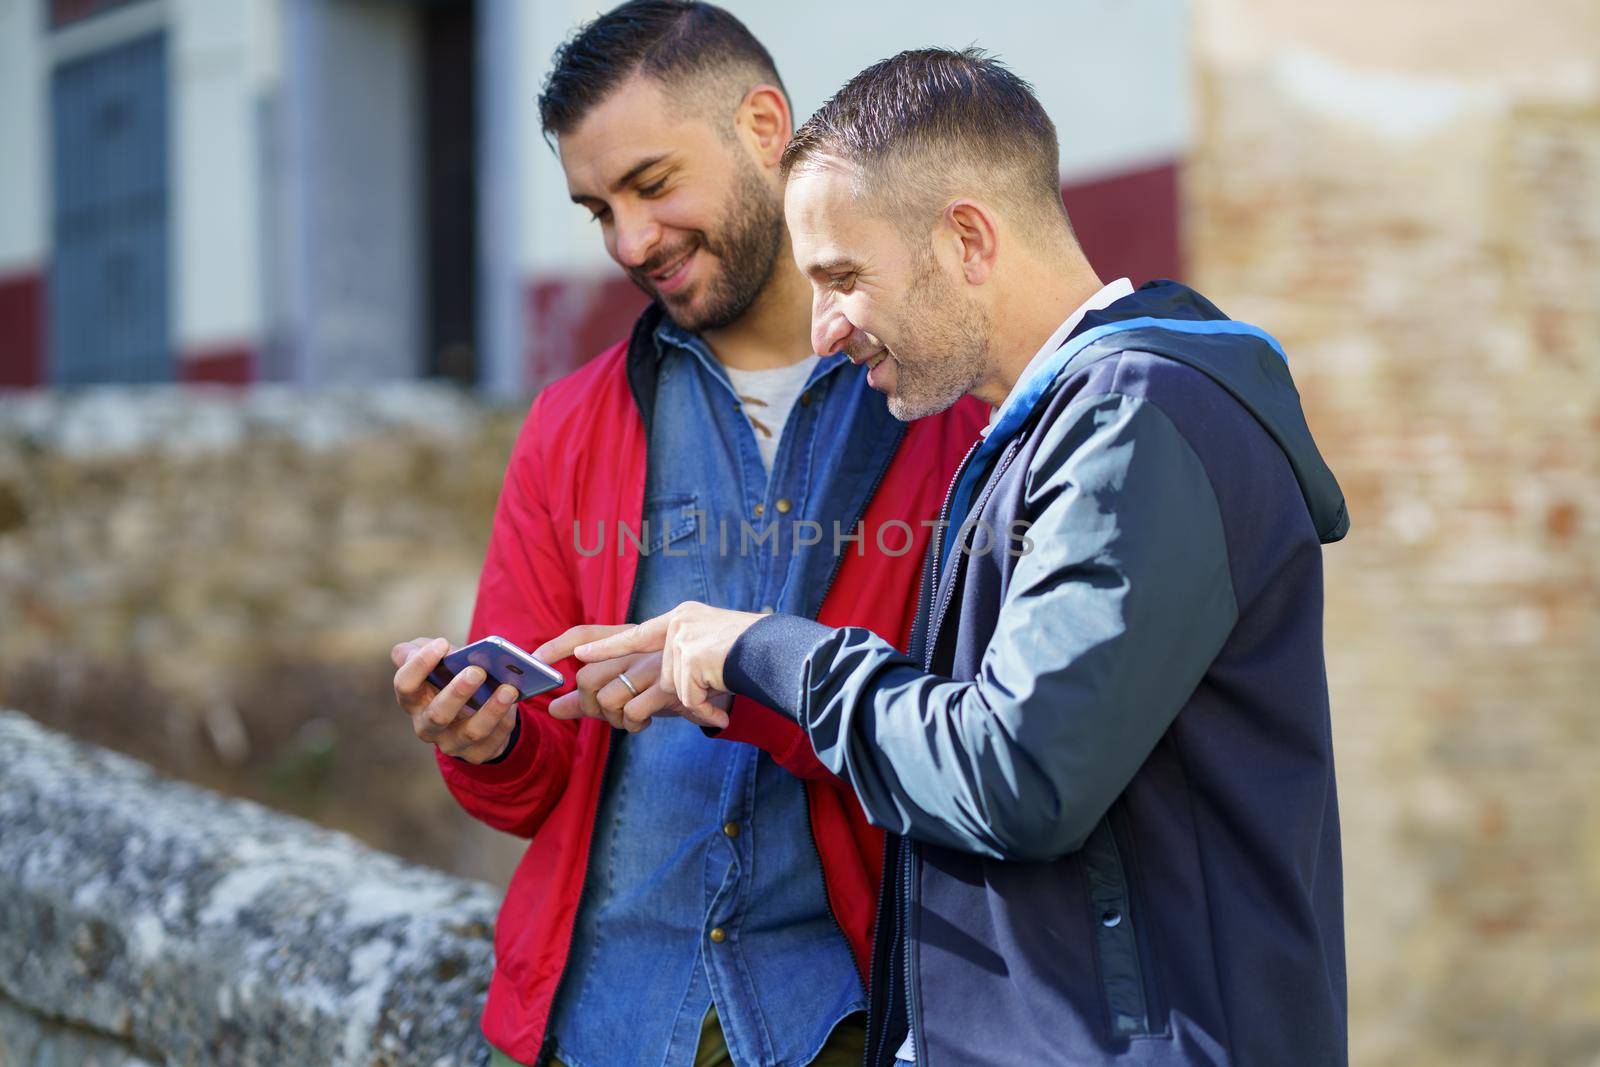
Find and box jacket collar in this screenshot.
[623,302,671,439]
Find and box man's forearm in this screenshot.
[721,393,1240,863]
[724,615,1024,856]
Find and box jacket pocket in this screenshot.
[631,494,708,605]
[644,494,701,553]
[1082,814,1165,1039]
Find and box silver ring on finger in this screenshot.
[617,671,640,698]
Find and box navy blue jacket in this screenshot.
[724,282,1349,1065]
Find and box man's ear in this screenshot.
[737,84,793,169]
[942,199,1000,286]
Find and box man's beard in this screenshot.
[629,154,784,334]
[882,253,991,421]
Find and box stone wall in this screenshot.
[0,709,497,1066]
[1189,2,1600,1063]
[0,384,530,890]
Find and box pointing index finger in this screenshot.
[534,624,629,666]
[575,615,670,662]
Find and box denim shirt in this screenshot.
[548,321,866,1067]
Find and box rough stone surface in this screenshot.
[0,709,498,1067]
[0,993,162,1067]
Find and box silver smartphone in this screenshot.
[426,635,565,711]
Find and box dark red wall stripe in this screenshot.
[0,269,45,388]
[49,0,143,29]
[524,274,648,393]
[179,343,255,385]
[1061,159,1183,289]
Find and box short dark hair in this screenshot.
[782,48,1070,244]
[538,0,786,141]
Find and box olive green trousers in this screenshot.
[489,1007,867,1067]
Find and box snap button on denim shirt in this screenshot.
[548,322,865,1067]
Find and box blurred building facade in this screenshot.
[0,0,1189,392]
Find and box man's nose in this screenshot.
[612,205,661,269]
[811,291,853,357]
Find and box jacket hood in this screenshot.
[1054,280,1349,544]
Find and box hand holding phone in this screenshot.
[393,634,566,764]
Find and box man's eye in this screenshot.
[830,273,857,292]
[638,180,667,198]
[588,206,612,223]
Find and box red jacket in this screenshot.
[437,326,984,1063]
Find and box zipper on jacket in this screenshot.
[866,436,976,1067]
[901,435,1026,1066]
[920,439,982,673]
[804,415,908,1001]
[901,830,924,1066]
[924,435,1026,674]
[865,832,902,1066]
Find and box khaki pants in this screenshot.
[491,1007,867,1067]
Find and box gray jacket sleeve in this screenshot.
[723,392,1239,862]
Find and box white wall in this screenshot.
[0,0,47,276]
[171,0,274,354]
[476,0,529,396]
[278,0,422,384]
[517,0,597,278]
[510,0,1191,279]
[741,0,1191,183]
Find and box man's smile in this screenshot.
[643,246,699,294]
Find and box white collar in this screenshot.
[981,277,1135,435]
